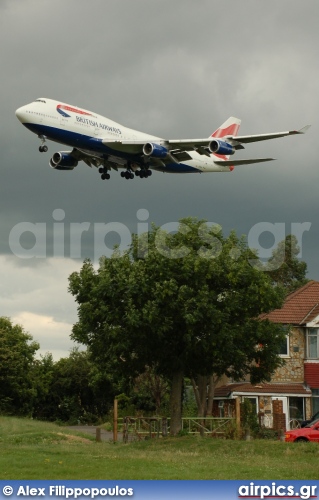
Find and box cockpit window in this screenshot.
[35,99,46,103]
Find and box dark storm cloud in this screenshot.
[1,0,319,356]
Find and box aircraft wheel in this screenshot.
[140,170,145,178]
[147,170,152,177]
[120,171,125,178]
[98,167,104,174]
[130,172,134,179]
[135,170,140,177]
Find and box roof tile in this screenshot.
[261,281,319,325]
[214,382,311,397]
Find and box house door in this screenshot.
[272,397,289,429]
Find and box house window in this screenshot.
[278,335,289,357]
[307,328,319,359]
[243,396,258,413]
[288,397,304,420]
[218,400,225,418]
[278,326,289,357]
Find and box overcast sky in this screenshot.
[1,0,318,360]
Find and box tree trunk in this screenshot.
[191,377,201,409]
[191,375,208,417]
[191,374,220,418]
[169,370,184,436]
[196,374,208,436]
[206,375,217,416]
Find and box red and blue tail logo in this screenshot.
[211,117,241,139]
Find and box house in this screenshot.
[213,281,319,430]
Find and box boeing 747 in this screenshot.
[15,98,310,181]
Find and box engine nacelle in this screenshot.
[209,140,235,156]
[143,142,168,159]
[49,152,78,170]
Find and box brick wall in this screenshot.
[271,327,305,383]
[272,399,286,432]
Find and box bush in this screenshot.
[255,427,280,440]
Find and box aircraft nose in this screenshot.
[15,105,26,122]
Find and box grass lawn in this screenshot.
[0,416,318,480]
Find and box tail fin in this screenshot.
[211,117,241,138]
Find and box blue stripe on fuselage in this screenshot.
[23,122,200,173]
[24,123,111,154]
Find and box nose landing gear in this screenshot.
[38,135,48,153]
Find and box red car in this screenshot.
[285,419,319,442]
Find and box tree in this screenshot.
[45,349,115,423]
[133,366,170,415]
[69,218,286,435]
[0,317,39,416]
[31,352,55,420]
[266,235,308,293]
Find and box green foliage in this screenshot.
[182,384,198,417]
[254,427,279,440]
[240,399,259,435]
[177,428,189,437]
[33,349,116,424]
[0,317,39,416]
[266,235,309,294]
[223,420,239,440]
[133,366,170,415]
[69,218,287,434]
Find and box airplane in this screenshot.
[15,98,310,181]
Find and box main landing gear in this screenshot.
[119,160,153,180]
[98,167,110,180]
[135,168,152,179]
[120,168,152,179]
[38,135,48,153]
[121,170,134,179]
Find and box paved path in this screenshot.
[67,425,115,442]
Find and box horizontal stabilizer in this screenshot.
[214,158,275,166]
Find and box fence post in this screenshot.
[96,427,101,442]
[113,399,118,443]
[235,397,241,437]
[162,417,168,437]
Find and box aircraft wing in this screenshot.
[226,125,311,145]
[100,124,310,165]
[103,138,213,150]
[102,139,195,162]
[167,125,311,149]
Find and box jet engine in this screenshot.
[208,140,235,156]
[49,152,78,170]
[143,143,168,159]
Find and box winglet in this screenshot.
[291,125,311,135]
